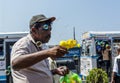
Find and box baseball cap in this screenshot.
[30,14,56,26]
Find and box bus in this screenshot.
[80,31,120,79]
[0,32,28,83]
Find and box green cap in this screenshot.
[30,14,56,26]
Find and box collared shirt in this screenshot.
[113,54,120,76]
[11,34,53,83]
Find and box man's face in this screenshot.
[32,21,52,43]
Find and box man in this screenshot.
[11,14,69,83]
[102,46,111,75]
[111,47,120,83]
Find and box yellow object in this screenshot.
[59,39,80,49]
[59,40,66,46]
[77,44,80,47]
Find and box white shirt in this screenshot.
[11,34,53,83]
[113,54,120,74]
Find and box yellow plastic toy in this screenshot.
[59,39,80,49]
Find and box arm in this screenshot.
[111,72,116,83]
[111,57,118,83]
[12,49,49,70]
[12,46,68,70]
[48,57,69,76]
[51,66,69,76]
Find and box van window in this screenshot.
[0,39,4,57]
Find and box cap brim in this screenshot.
[49,17,56,22]
[38,17,56,23]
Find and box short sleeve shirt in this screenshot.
[11,34,53,83]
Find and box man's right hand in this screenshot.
[47,45,68,58]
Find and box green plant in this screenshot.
[86,68,108,83]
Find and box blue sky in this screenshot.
[0,0,120,45]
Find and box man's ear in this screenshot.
[31,27,37,33]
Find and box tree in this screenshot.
[86,68,108,83]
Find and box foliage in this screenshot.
[86,68,108,83]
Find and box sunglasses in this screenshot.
[42,24,52,31]
[34,21,52,31]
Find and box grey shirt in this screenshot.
[11,34,53,83]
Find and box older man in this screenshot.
[11,14,69,83]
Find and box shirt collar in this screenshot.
[27,34,48,49]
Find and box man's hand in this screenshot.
[52,66,69,76]
[47,46,68,58]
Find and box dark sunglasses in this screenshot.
[34,21,52,31]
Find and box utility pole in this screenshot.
[73,27,76,40]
